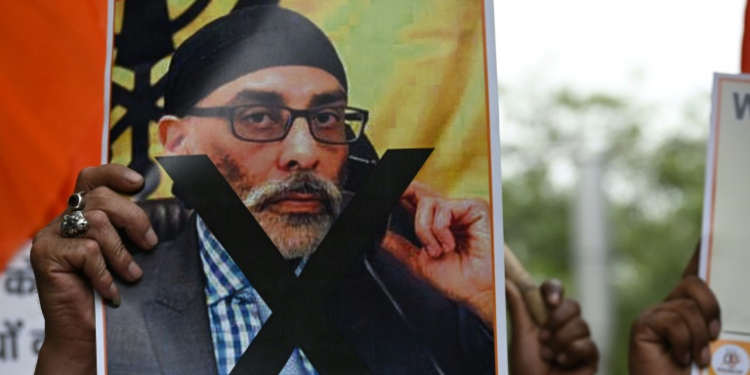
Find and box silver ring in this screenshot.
[67,191,87,210]
[61,210,89,238]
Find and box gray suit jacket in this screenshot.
[105,215,495,375]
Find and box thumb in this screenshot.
[682,240,701,278]
[382,230,423,274]
[506,279,537,340]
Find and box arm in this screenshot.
[31,165,156,375]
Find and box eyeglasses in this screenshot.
[186,105,369,145]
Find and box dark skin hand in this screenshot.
[629,245,721,375]
[31,165,155,375]
[507,279,599,375]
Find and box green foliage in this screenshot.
[500,85,708,374]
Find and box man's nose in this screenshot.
[278,117,320,171]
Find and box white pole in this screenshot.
[574,151,612,375]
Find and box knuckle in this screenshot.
[414,223,431,237]
[128,205,150,225]
[80,239,101,256]
[108,239,132,264]
[32,227,50,245]
[94,264,113,284]
[85,210,109,228]
[88,186,114,201]
[667,312,683,326]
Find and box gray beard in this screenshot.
[242,172,343,260]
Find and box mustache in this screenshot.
[243,172,343,216]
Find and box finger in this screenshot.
[382,231,424,275]
[84,186,158,250]
[682,240,701,278]
[45,237,121,306]
[633,308,693,366]
[546,317,591,353]
[431,203,456,254]
[413,197,441,257]
[399,180,442,217]
[655,299,712,367]
[555,338,599,369]
[75,164,144,193]
[666,276,721,337]
[545,299,581,332]
[540,279,564,308]
[81,210,143,283]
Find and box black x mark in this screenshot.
[158,149,432,375]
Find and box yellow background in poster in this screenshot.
[110,0,491,201]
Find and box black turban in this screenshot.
[164,5,348,117]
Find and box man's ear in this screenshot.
[158,115,187,154]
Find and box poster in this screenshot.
[699,73,750,375]
[96,0,506,374]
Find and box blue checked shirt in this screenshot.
[197,217,318,375]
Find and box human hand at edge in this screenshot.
[628,244,721,375]
[507,279,599,375]
[31,164,157,375]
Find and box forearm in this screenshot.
[35,337,96,375]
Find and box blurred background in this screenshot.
[495,0,745,373]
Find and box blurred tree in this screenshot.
[500,84,708,374]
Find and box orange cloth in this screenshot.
[0,1,107,268]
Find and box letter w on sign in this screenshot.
[158,149,432,375]
[733,92,750,120]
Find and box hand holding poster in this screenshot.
[97,1,507,374]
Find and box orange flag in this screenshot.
[0,1,107,268]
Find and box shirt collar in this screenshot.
[196,215,311,306]
[197,216,251,305]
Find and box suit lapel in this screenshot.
[144,216,219,375]
[328,255,443,375]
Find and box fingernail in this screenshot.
[124,170,143,184]
[145,227,158,247]
[701,346,711,365]
[548,293,560,306]
[109,283,121,307]
[539,329,551,341]
[684,352,692,366]
[710,320,721,339]
[128,261,143,279]
[556,353,568,365]
[541,347,554,361]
